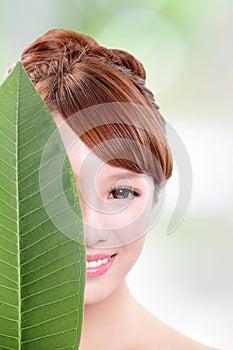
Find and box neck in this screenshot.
[79,280,135,350]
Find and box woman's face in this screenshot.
[53,112,155,305]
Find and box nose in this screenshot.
[81,197,109,248]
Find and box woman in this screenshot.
[21,29,215,349]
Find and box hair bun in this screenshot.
[22,28,146,83]
[109,49,146,80]
[22,28,97,62]
[85,45,146,80]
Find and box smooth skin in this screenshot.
[53,111,216,350]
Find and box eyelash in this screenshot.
[108,186,142,200]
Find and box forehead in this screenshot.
[69,137,101,175]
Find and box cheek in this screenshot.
[118,236,146,274]
[107,192,153,229]
[100,201,152,248]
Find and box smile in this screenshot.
[86,253,117,278]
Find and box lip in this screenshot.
[86,253,117,278]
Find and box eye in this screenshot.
[109,186,141,200]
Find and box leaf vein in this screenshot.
[22,328,77,344]
[21,262,77,288]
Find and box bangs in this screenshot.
[66,102,172,186]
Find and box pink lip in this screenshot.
[86,253,117,278]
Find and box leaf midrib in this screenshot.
[16,66,21,350]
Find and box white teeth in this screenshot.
[88,261,98,268]
[97,259,102,266]
[86,257,110,269]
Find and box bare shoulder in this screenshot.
[130,299,217,350]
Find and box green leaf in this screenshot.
[0,62,85,349]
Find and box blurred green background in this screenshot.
[0,0,232,348]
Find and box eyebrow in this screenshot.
[103,171,145,181]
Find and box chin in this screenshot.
[84,278,116,305]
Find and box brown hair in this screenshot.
[21,28,172,186]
